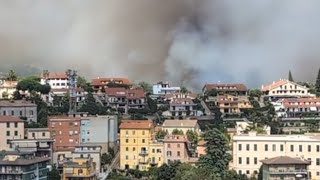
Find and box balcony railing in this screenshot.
[269,169,308,175]
[149,161,158,165]
[139,151,148,156]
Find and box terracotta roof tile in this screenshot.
[0,116,24,122]
[162,119,198,128]
[91,77,132,86]
[283,98,320,108]
[105,88,127,97]
[43,72,68,79]
[260,156,310,165]
[203,83,248,92]
[120,120,154,129]
[261,79,306,92]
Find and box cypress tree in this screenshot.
[316,68,320,92]
[288,70,294,82]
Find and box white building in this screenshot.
[40,72,69,89]
[153,81,180,95]
[232,132,320,179]
[261,79,315,101]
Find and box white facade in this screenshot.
[262,79,315,99]
[153,81,180,95]
[232,132,320,179]
[40,73,69,89]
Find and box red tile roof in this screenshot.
[43,72,68,79]
[203,83,247,92]
[91,77,132,86]
[105,88,127,97]
[261,79,290,92]
[260,156,310,165]
[105,88,146,99]
[120,120,154,129]
[283,98,320,108]
[127,89,145,99]
[0,116,24,122]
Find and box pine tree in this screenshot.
[288,70,293,82]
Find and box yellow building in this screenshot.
[63,157,97,180]
[216,94,252,114]
[119,120,164,170]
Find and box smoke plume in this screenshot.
[0,0,319,89]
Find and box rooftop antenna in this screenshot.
[66,69,78,113]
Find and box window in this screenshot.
[19,111,22,116]
[290,145,294,152]
[246,170,250,175]
[11,110,14,116]
[126,131,128,135]
[246,157,250,165]
[254,157,257,165]
[239,170,242,174]
[126,155,129,160]
[157,149,162,153]
[133,139,136,143]
[14,122,18,128]
[14,131,18,136]
[246,144,250,151]
[265,144,268,151]
[6,131,10,136]
[69,139,74,142]
[142,131,145,135]
[167,151,172,156]
[3,111,6,116]
[308,145,311,152]
[142,139,145,143]
[152,149,155,153]
[177,151,180,157]
[125,139,129,143]
[317,145,319,152]
[177,144,180,148]
[238,157,242,164]
[238,144,242,151]
[126,147,129,151]
[317,158,320,166]
[6,139,10,144]
[299,145,303,152]
[317,172,320,176]
[272,144,276,151]
[29,110,34,116]
[6,122,10,128]
[280,144,284,151]
[133,131,135,135]
[168,144,171,148]
[254,144,257,151]
[133,147,136,151]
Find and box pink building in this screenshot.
[163,135,193,164]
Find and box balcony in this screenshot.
[139,159,149,164]
[139,151,148,156]
[0,170,23,174]
[269,169,308,175]
[149,161,158,165]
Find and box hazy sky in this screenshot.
[0,0,319,89]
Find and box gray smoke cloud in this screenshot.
[0,0,319,89]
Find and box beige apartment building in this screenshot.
[0,116,24,150]
[232,132,320,179]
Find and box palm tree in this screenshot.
[6,70,17,81]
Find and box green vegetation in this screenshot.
[316,68,320,96]
[136,81,152,94]
[156,129,168,140]
[172,129,184,135]
[6,70,18,81]
[48,164,61,180]
[16,76,50,95]
[186,130,198,146]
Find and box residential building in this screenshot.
[231,132,320,179]
[163,135,193,164]
[260,156,310,180]
[80,115,118,152]
[72,145,102,174]
[48,115,81,150]
[119,120,164,170]
[215,95,253,114]
[152,81,180,95]
[169,98,198,117]
[261,79,315,101]
[91,77,132,93]
[282,97,320,118]
[164,93,197,102]
[63,157,97,180]
[0,80,18,99]
[0,100,37,122]
[53,148,73,170]
[104,88,147,113]
[162,119,200,135]
[9,139,54,164]
[26,128,51,139]
[40,72,69,89]
[202,83,248,96]
[43,88,86,107]
[0,116,24,150]
[0,151,50,180]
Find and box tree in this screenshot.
[79,92,99,115]
[316,68,320,95]
[48,164,61,180]
[180,87,189,94]
[156,129,168,140]
[186,130,198,145]
[137,81,152,94]
[147,96,157,113]
[13,90,22,100]
[156,161,181,180]
[6,70,18,81]
[172,129,184,135]
[16,76,50,94]
[198,128,231,177]
[288,70,294,82]
[101,153,113,166]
